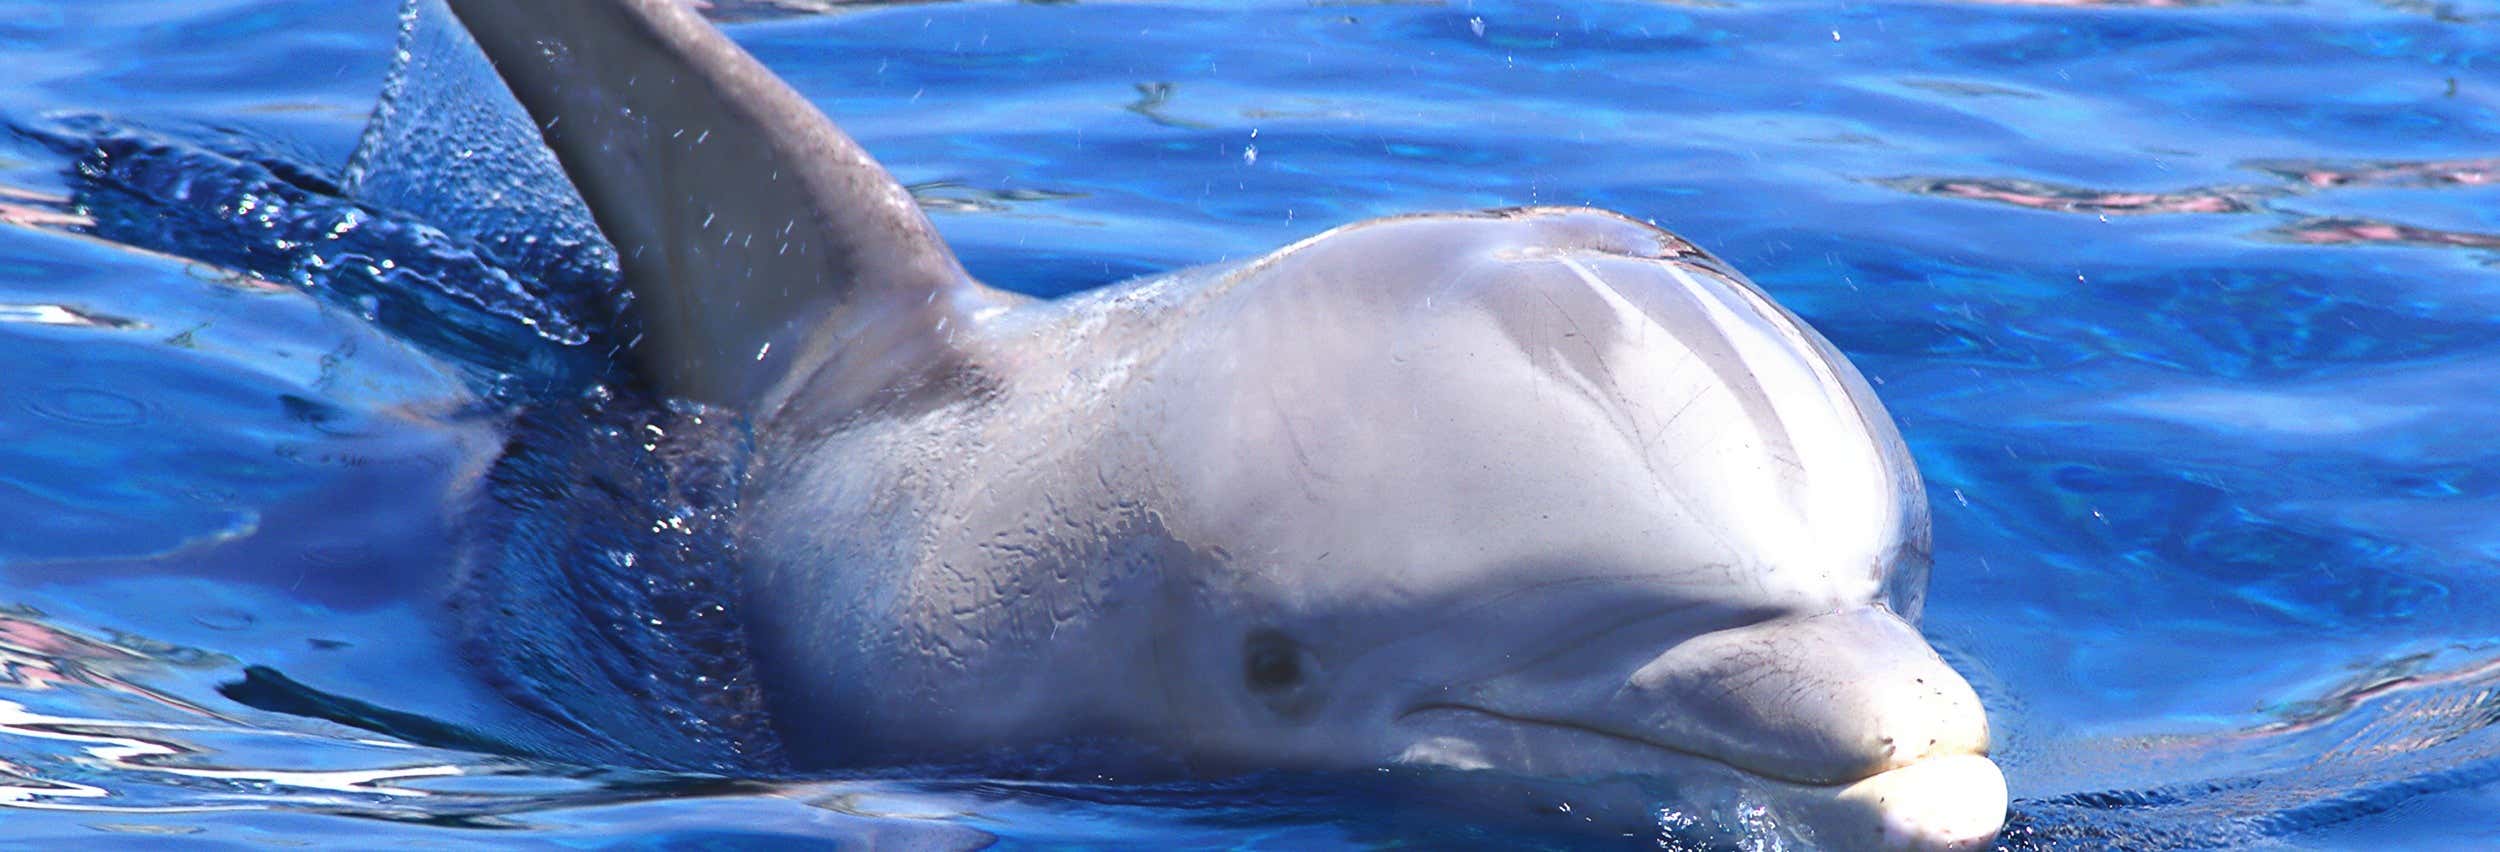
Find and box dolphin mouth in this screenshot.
[1393,704,2005,850]
[1396,702,1895,786]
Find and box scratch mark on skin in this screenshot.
[1551,253,1696,509]
[1655,387,1707,445]
[1535,268,1672,486]
[1534,282,1612,386]
[1263,380,1332,503]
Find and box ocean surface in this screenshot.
[2,0,2498,847]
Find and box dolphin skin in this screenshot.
[438,0,2004,847]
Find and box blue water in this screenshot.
[2,0,2497,847]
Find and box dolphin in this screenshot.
[438,0,2005,847]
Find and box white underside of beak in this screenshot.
[1387,702,2005,848]
[1782,753,2006,851]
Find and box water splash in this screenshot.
[14,116,599,395]
[344,0,622,307]
[436,383,782,775]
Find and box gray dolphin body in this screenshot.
[441,0,2004,847]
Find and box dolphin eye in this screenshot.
[1243,629,1306,693]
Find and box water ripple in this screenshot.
[1933,0,2227,7]
[906,179,1089,215]
[1882,151,2500,256]
[2005,651,2500,849]
[696,0,961,23]
[2267,215,2500,253]
[19,385,149,428]
[2245,156,2500,189]
[1877,176,2279,215]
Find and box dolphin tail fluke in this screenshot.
[441,0,1011,413]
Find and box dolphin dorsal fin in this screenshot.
[442,0,1005,414]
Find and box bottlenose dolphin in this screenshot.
[440,0,2005,846]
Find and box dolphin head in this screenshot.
[1113,207,2001,848]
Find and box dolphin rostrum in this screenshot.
[440,0,2005,847]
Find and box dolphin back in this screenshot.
[441,0,1003,411]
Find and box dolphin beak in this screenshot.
[1395,606,2003,845]
[1621,607,1992,783]
[1619,606,2003,846]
